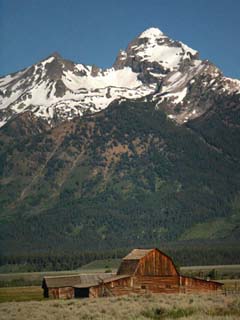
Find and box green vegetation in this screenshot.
[79,258,121,272]
[0,99,240,259]
[141,306,195,319]
[180,218,235,240]
[1,242,240,273]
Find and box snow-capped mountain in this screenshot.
[0,52,154,127]
[114,28,199,78]
[114,28,240,123]
[0,27,240,127]
[1,28,240,257]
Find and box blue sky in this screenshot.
[0,0,239,78]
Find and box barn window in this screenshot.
[166,284,171,289]
[141,285,146,289]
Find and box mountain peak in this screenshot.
[139,27,165,39]
[49,52,62,59]
[1,27,239,130]
[114,27,199,77]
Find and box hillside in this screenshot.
[0,98,240,256]
[0,27,240,262]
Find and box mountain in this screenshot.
[1,27,239,128]
[0,27,240,259]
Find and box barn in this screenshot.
[42,248,223,298]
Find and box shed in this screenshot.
[42,273,114,299]
[42,275,81,299]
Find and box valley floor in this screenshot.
[0,293,239,320]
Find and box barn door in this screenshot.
[74,288,89,298]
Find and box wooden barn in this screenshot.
[42,248,223,298]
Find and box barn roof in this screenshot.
[43,273,114,288]
[122,249,153,260]
[117,249,154,276]
[117,248,180,276]
[80,273,114,284]
[43,275,81,288]
[117,259,139,275]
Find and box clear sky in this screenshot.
[0,0,239,78]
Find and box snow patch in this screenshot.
[63,67,142,91]
[169,87,188,104]
[137,44,183,69]
[41,57,55,67]
[0,119,7,127]
[179,42,198,57]
[157,87,188,105]
[139,27,165,39]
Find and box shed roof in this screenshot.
[103,274,130,283]
[73,283,98,288]
[80,273,114,284]
[123,249,153,260]
[73,275,130,288]
[43,275,81,288]
[43,273,114,288]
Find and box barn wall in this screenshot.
[49,287,74,299]
[180,276,222,293]
[104,277,132,296]
[88,277,133,297]
[46,276,222,299]
[95,276,181,296]
[49,288,59,299]
[59,287,74,299]
[135,249,178,276]
[101,275,221,296]
[133,275,180,293]
[89,286,101,298]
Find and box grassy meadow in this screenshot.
[0,286,43,303]
[0,270,80,287]
[0,293,240,320]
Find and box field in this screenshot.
[0,286,43,303]
[0,263,240,319]
[0,259,121,287]
[0,270,85,287]
[181,265,240,279]
[0,293,240,320]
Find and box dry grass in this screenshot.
[0,286,43,303]
[0,293,239,320]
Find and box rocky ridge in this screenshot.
[1,27,239,128]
